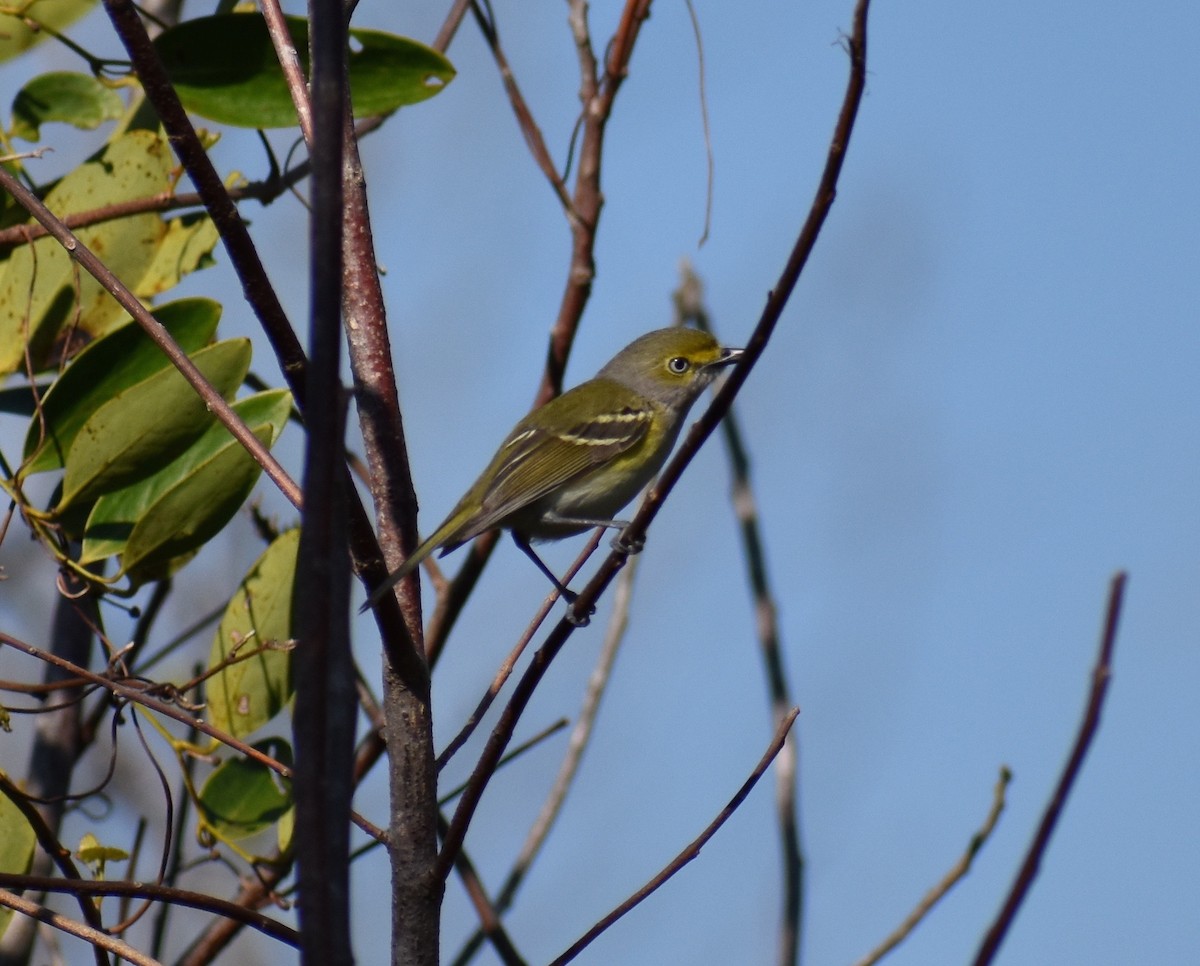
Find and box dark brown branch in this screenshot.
[0,875,299,947]
[174,864,289,966]
[438,816,526,966]
[548,708,800,965]
[449,560,639,966]
[470,0,577,219]
[973,572,1127,965]
[289,0,356,961]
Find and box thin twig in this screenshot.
[260,0,314,145]
[674,261,803,966]
[0,889,155,966]
[855,767,1011,966]
[435,530,602,768]
[438,815,527,966]
[437,719,569,806]
[449,557,640,966]
[548,708,800,965]
[540,0,654,402]
[682,0,713,246]
[973,572,1127,965]
[433,0,473,53]
[470,0,577,220]
[0,874,299,946]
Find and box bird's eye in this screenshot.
[667,356,690,375]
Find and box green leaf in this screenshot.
[11,72,125,142]
[0,788,36,935]
[198,739,292,842]
[0,131,219,375]
[154,14,454,129]
[76,832,129,880]
[58,339,251,512]
[81,390,290,575]
[138,212,221,297]
[120,424,272,585]
[205,527,299,739]
[22,298,222,476]
[0,0,96,62]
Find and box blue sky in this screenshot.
[3,1,1198,964]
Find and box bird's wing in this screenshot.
[454,379,654,541]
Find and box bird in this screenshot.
[362,326,743,617]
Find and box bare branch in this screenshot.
[973,572,1127,965]
[0,874,299,947]
[0,889,155,966]
[855,767,1011,966]
[435,530,602,768]
[548,708,800,965]
[438,816,526,966]
[290,0,356,959]
[449,558,640,966]
[471,0,577,219]
[673,262,803,966]
[260,0,314,144]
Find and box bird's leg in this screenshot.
[538,510,643,556]
[512,533,595,626]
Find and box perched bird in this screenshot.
[362,326,743,616]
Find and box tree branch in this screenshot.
[973,572,1127,965]
[548,708,800,965]
[855,767,1010,966]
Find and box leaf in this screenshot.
[58,339,251,512]
[154,14,454,129]
[138,212,221,296]
[82,391,292,573]
[198,739,292,842]
[76,832,129,880]
[0,0,96,62]
[11,72,125,142]
[205,528,299,739]
[22,298,222,475]
[120,424,272,585]
[0,789,36,935]
[0,131,219,375]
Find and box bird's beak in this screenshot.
[712,346,744,368]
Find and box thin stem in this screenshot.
[0,890,151,966]
[973,573,1127,965]
[855,767,1011,966]
[548,708,800,965]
